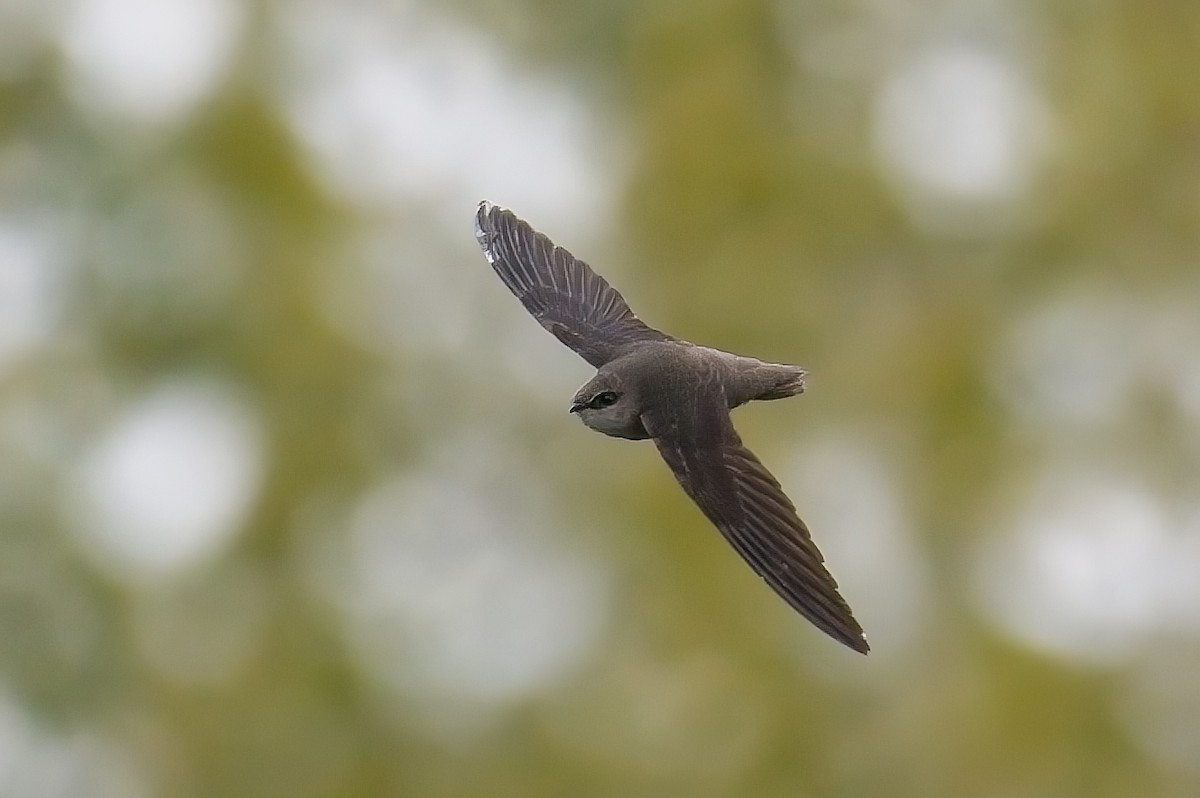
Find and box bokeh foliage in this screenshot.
[1,1,1199,796]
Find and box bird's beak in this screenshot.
[569,400,585,414]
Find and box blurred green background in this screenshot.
[2,0,1200,796]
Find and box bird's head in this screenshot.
[569,373,646,440]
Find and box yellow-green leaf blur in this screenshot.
[1,1,1198,796]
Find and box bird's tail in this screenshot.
[724,357,806,406]
[752,363,807,401]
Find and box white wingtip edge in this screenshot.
[474,200,496,261]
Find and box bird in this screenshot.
[474,201,868,654]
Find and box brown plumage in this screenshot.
[475,201,868,654]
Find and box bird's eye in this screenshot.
[592,391,619,408]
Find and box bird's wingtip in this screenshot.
[474,201,498,257]
[475,200,493,229]
[836,621,870,654]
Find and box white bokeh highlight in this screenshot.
[69,379,265,584]
[996,288,1200,435]
[975,467,1200,662]
[313,222,587,405]
[60,0,244,127]
[273,3,617,228]
[874,42,1053,231]
[0,689,150,798]
[314,429,610,734]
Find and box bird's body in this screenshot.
[570,341,807,439]
[475,202,869,654]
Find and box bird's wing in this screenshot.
[475,202,671,368]
[643,399,869,654]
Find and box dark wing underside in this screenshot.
[644,401,869,654]
[475,202,671,367]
